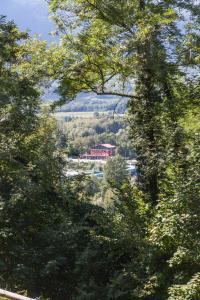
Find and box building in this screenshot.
[80,144,116,160]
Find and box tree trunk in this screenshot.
[0,289,35,300]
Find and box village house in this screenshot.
[80,144,116,160]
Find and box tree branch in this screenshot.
[83,77,138,99]
[96,90,139,99]
[85,0,134,34]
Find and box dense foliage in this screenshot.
[48,0,199,205]
[59,113,135,157]
[0,16,145,300]
[0,0,199,298]
[47,0,200,298]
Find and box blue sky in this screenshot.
[0,0,54,41]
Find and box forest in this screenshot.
[58,113,135,157]
[0,0,200,299]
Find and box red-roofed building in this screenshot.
[80,144,116,160]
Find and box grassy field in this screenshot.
[54,111,98,118]
[54,111,114,120]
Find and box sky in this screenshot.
[0,0,54,41]
[0,0,115,102]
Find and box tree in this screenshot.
[0,16,68,297]
[48,0,199,205]
[0,16,108,299]
[1,1,199,298]
[104,155,129,189]
[46,2,200,298]
[147,126,200,299]
[0,17,147,300]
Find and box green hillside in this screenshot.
[56,96,128,113]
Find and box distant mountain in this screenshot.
[43,86,128,113]
[56,93,128,113]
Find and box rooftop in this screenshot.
[92,143,116,149]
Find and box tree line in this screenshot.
[56,97,128,113]
[59,114,135,158]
